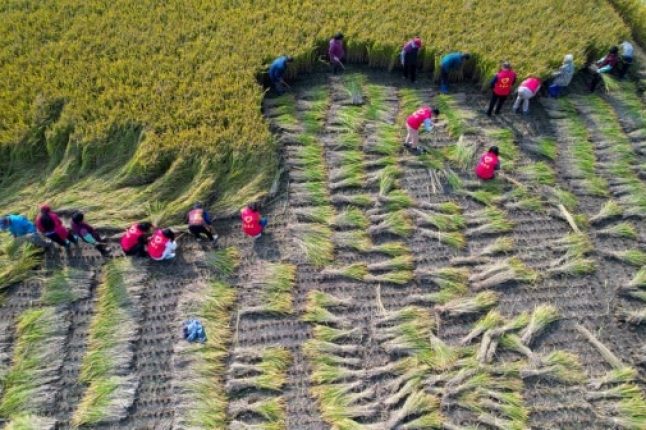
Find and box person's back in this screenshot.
[521,77,541,94]
[441,52,464,70]
[188,207,207,226]
[406,107,432,130]
[147,228,176,260]
[269,56,288,80]
[121,223,145,252]
[6,214,36,237]
[475,149,500,180]
[241,205,263,237]
[329,37,344,60]
[493,68,517,96]
[553,55,574,87]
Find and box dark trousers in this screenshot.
[589,73,602,92]
[125,242,147,257]
[440,68,450,86]
[189,224,214,241]
[487,93,508,116]
[45,230,76,248]
[403,55,417,83]
[619,58,632,78]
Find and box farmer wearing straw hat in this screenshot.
[403,106,440,155]
[440,51,471,93]
[588,46,619,92]
[401,37,422,83]
[513,76,542,115]
[269,55,294,94]
[329,32,345,74]
[487,61,517,116]
[548,54,575,98]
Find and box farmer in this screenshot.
[440,52,471,93]
[404,106,440,155]
[328,32,345,74]
[187,202,218,242]
[0,214,47,247]
[71,211,111,256]
[120,222,152,257]
[269,55,293,94]
[548,54,575,98]
[589,46,620,92]
[241,202,267,239]
[147,228,178,261]
[512,76,542,115]
[487,61,517,116]
[475,146,500,181]
[35,205,77,248]
[401,37,422,83]
[619,40,634,79]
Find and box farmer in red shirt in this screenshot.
[35,204,77,248]
[147,228,177,261]
[475,146,501,180]
[120,222,152,257]
[487,62,517,116]
[404,106,440,155]
[241,202,268,239]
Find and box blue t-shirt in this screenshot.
[269,56,289,81]
[441,52,465,70]
[5,214,36,237]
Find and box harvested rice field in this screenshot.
[1,61,646,429]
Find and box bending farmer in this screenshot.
[0,214,48,247]
[548,54,574,98]
[404,106,440,155]
[241,202,267,239]
[35,205,77,248]
[513,76,542,115]
[589,46,619,92]
[329,32,345,74]
[401,37,422,83]
[440,52,470,93]
[269,55,294,95]
[120,222,152,257]
[187,202,218,243]
[71,211,111,256]
[147,228,178,261]
[475,146,501,181]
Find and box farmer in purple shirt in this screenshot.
[328,32,345,74]
[71,211,111,256]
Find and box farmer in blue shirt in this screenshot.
[269,55,293,94]
[440,52,470,93]
[0,214,47,247]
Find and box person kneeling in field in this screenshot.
[187,202,218,243]
[120,222,152,257]
[71,211,111,256]
[269,55,293,94]
[404,106,440,155]
[487,61,517,116]
[35,204,77,248]
[475,146,500,181]
[513,76,542,115]
[588,46,619,92]
[147,228,177,261]
[241,202,268,239]
[548,54,574,98]
[0,214,48,248]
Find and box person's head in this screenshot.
[609,46,619,54]
[286,56,294,63]
[248,202,260,212]
[193,201,203,209]
[489,146,499,156]
[462,53,471,61]
[40,204,51,214]
[414,36,422,47]
[71,211,84,224]
[162,228,175,241]
[334,32,344,40]
[0,216,9,231]
[564,54,574,64]
[431,107,440,117]
[502,61,511,70]
[138,222,152,232]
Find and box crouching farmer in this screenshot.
[147,228,178,261]
[475,146,500,181]
[241,203,267,239]
[120,222,152,257]
[0,214,48,248]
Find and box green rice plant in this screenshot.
[521,350,584,383]
[306,290,349,310]
[420,229,466,250]
[628,268,646,289]
[460,310,503,345]
[293,206,335,224]
[589,367,638,389]
[72,376,124,427]
[435,291,497,316]
[598,222,637,240]
[590,200,623,224]
[535,137,558,160]
[0,307,62,417]
[365,84,388,121]
[262,263,297,315]
[367,255,414,272]
[435,94,469,137]
[438,201,462,215]
[378,165,400,196]
[548,257,597,276]
[446,135,477,170]
[336,106,364,132]
[4,415,55,430]
[372,125,401,156]
[461,189,502,206]
[601,249,646,267]
[272,94,299,129]
[586,383,643,401]
[552,232,593,258]
[364,270,414,285]
[330,193,373,207]
[379,189,414,211]
[342,73,365,105]
[301,86,329,133]
[480,237,514,256]
[321,263,368,281]
[0,239,41,290]
[208,246,241,277]
[467,207,514,236]
[550,187,578,211]
[368,209,414,237]
[228,348,292,393]
[332,207,369,230]
[413,208,465,231]
[525,161,556,186]
[520,305,559,345]
[329,164,365,189]
[336,132,363,151]
[600,73,621,93]
[312,326,361,343]
[293,224,334,267]
[333,230,372,252]
[370,241,409,257]
[471,257,538,290]
[445,168,464,191]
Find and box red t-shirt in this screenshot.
[475,152,500,180]
[241,207,262,237]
